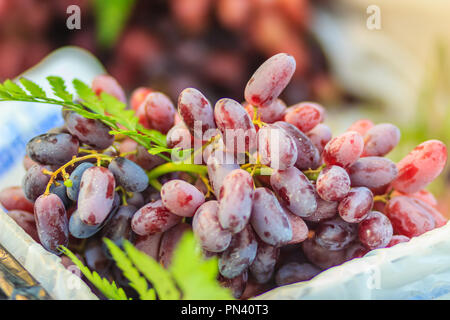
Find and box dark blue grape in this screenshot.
[22,164,52,202]
[26,133,79,165]
[66,162,94,201]
[50,181,72,209]
[108,157,149,192]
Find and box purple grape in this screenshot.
[302,238,347,269]
[218,169,253,234]
[158,223,191,268]
[127,192,145,208]
[135,145,165,171]
[192,200,232,253]
[26,133,79,165]
[323,131,364,168]
[338,187,373,223]
[134,233,163,260]
[275,262,321,286]
[63,111,114,150]
[345,242,369,260]
[84,238,111,277]
[362,123,400,157]
[218,225,258,279]
[131,200,182,236]
[249,241,279,284]
[270,167,317,217]
[315,217,357,251]
[347,157,398,195]
[273,121,321,170]
[206,152,239,196]
[66,162,94,201]
[78,166,116,226]
[250,188,292,246]
[257,124,297,170]
[218,271,248,299]
[303,190,338,223]
[358,211,393,249]
[34,194,69,254]
[50,181,72,209]
[101,205,136,249]
[306,123,332,155]
[161,180,205,217]
[316,165,351,201]
[108,157,148,192]
[22,163,52,202]
[166,122,193,149]
[283,208,309,244]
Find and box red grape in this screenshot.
[161,180,205,217]
[135,145,166,171]
[166,122,193,150]
[0,186,34,213]
[316,165,351,201]
[315,217,357,251]
[283,208,309,244]
[66,162,94,201]
[206,152,240,196]
[306,123,332,155]
[131,200,182,236]
[358,211,393,250]
[159,223,191,268]
[249,241,279,284]
[302,238,346,269]
[338,187,373,223]
[391,140,447,194]
[244,53,296,108]
[362,123,400,157]
[141,92,176,134]
[284,102,324,133]
[386,235,410,248]
[92,74,126,103]
[134,233,163,260]
[345,242,369,260]
[257,124,297,170]
[303,191,338,223]
[244,99,286,124]
[7,210,39,242]
[130,87,152,111]
[323,131,364,168]
[22,163,52,202]
[346,119,374,136]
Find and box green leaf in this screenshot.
[101,92,138,130]
[123,240,181,300]
[169,232,234,300]
[103,238,155,300]
[59,246,128,300]
[47,76,73,102]
[19,78,47,98]
[3,79,28,98]
[72,78,104,115]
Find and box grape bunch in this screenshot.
[0,53,448,300]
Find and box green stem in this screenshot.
[147,162,208,191]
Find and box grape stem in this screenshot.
[43,153,113,196]
[146,162,208,191]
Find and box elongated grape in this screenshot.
[358,211,393,250]
[244,53,296,108]
[273,121,321,170]
[362,123,400,157]
[251,188,292,246]
[338,187,373,223]
[347,157,398,195]
[218,169,253,234]
[178,87,216,137]
[159,223,191,268]
[34,194,69,254]
[135,145,165,171]
[270,167,317,217]
[22,164,52,202]
[134,233,163,260]
[306,123,332,155]
[347,119,374,136]
[131,200,182,236]
[64,111,114,150]
[101,205,136,248]
[78,166,116,226]
[323,131,364,168]
[192,200,232,252]
[108,157,148,192]
[386,235,410,248]
[283,208,309,244]
[141,92,176,134]
[130,87,152,111]
[275,262,321,286]
[284,102,324,133]
[50,181,71,209]
[303,191,338,222]
[166,122,193,150]
[26,133,79,165]
[257,124,297,170]
[92,74,126,103]
[214,98,256,154]
[302,238,346,269]
[392,189,438,207]
[206,152,239,196]
[66,162,94,201]
[385,196,436,237]
[391,140,447,194]
[244,99,286,124]
[315,217,357,251]
[249,241,279,284]
[0,186,34,213]
[7,210,39,242]
[218,225,258,279]
[161,180,205,217]
[218,271,248,299]
[316,165,351,201]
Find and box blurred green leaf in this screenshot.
[93,0,136,48]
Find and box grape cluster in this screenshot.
[0,53,448,300]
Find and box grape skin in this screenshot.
[161,180,205,217]
[159,223,191,268]
[283,208,309,244]
[141,92,176,134]
[249,241,279,284]
[192,200,232,253]
[345,242,369,260]
[315,217,357,251]
[385,196,436,237]
[284,102,324,133]
[358,211,393,250]
[78,166,116,226]
[135,145,165,171]
[26,133,79,165]
[50,181,72,209]
[206,152,240,197]
[131,200,182,236]
[92,74,126,103]
[302,238,347,270]
[34,194,69,254]
[391,140,447,194]
[322,131,364,168]
[218,169,253,234]
[66,162,94,201]
[346,119,374,136]
[244,53,296,108]
[166,122,193,150]
[130,87,152,111]
[108,157,149,192]
[250,188,292,246]
[303,191,338,223]
[362,123,400,157]
[316,165,351,201]
[7,210,40,242]
[270,167,317,218]
[134,233,163,260]
[275,262,321,286]
[386,235,410,248]
[22,163,52,202]
[101,205,136,249]
[306,123,332,155]
[0,186,34,213]
[338,187,373,223]
[218,225,258,279]
[243,99,286,124]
